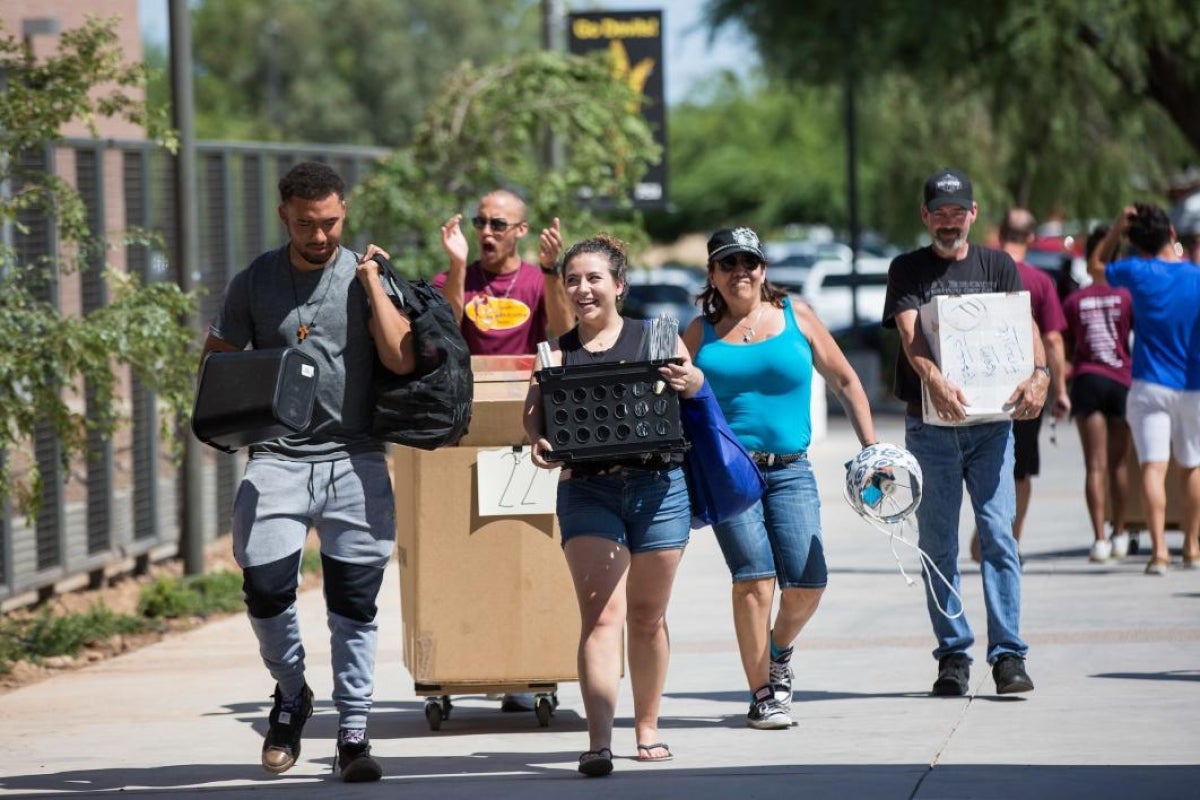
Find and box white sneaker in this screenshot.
[1110,532,1130,560]
[1089,539,1113,563]
[746,697,792,729]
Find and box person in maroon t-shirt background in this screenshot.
[436,189,574,356]
[434,189,575,713]
[972,209,1070,563]
[1063,225,1135,563]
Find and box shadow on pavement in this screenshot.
[2,761,1197,800]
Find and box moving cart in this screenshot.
[392,357,578,732]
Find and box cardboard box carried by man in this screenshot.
[919,291,1033,426]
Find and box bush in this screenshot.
[0,602,158,673]
[137,570,244,619]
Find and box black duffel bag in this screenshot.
[371,255,473,449]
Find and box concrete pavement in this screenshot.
[1,413,1198,799]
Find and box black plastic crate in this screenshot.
[536,359,688,463]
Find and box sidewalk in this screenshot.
[1,414,1198,799]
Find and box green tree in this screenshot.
[649,76,844,239]
[350,50,661,277]
[0,18,196,517]
[704,0,1195,240]
[191,0,541,147]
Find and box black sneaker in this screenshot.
[746,685,792,729]
[262,683,314,774]
[337,729,383,783]
[992,654,1035,694]
[931,653,971,697]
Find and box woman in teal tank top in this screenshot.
[683,226,880,730]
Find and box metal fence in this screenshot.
[1,138,389,609]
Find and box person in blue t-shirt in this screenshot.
[1090,202,1200,574]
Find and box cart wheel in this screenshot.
[440,695,453,720]
[424,700,443,731]
[535,695,553,727]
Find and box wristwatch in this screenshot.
[1033,365,1051,379]
[540,262,559,277]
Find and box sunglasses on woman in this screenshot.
[716,254,764,273]
[471,216,521,233]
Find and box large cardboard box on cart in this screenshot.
[392,355,577,691]
[1107,451,1184,532]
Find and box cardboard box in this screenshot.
[457,355,536,447]
[919,292,1033,426]
[393,446,577,687]
[1107,451,1184,530]
[392,354,578,688]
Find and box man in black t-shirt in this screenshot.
[881,168,1049,698]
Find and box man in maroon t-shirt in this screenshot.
[436,189,573,355]
[434,190,574,713]
[972,209,1070,562]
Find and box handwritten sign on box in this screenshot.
[919,291,1033,426]
[476,446,560,516]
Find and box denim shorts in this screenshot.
[711,458,827,588]
[556,466,691,553]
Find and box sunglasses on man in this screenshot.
[471,216,523,233]
[716,254,764,273]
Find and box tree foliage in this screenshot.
[0,18,196,517]
[703,0,1196,241]
[191,0,541,147]
[350,50,661,277]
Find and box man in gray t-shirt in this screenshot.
[201,161,413,783]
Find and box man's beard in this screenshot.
[931,229,966,256]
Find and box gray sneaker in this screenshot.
[769,653,794,711]
[746,686,791,729]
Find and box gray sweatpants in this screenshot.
[231,452,395,730]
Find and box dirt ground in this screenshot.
[0,535,317,696]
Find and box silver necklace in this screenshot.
[479,263,520,300]
[734,305,767,343]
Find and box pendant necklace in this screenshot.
[583,321,622,358]
[735,305,767,343]
[288,254,337,344]
[480,264,520,300]
[474,264,520,329]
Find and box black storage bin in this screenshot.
[192,347,319,452]
[536,359,688,463]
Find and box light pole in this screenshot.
[168,0,205,576]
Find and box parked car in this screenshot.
[622,281,700,330]
[1027,234,1090,302]
[790,256,891,335]
[627,265,706,293]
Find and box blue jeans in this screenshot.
[905,416,1026,665]
[712,459,827,588]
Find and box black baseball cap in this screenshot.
[707,227,766,262]
[923,168,973,211]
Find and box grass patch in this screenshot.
[0,602,160,673]
[1,550,323,677]
[137,570,244,619]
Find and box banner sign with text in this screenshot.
[567,10,668,209]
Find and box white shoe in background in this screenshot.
[1089,539,1113,563]
[1110,532,1130,560]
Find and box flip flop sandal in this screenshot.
[578,747,613,777]
[636,742,673,762]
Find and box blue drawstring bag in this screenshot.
[679,378,767,529]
